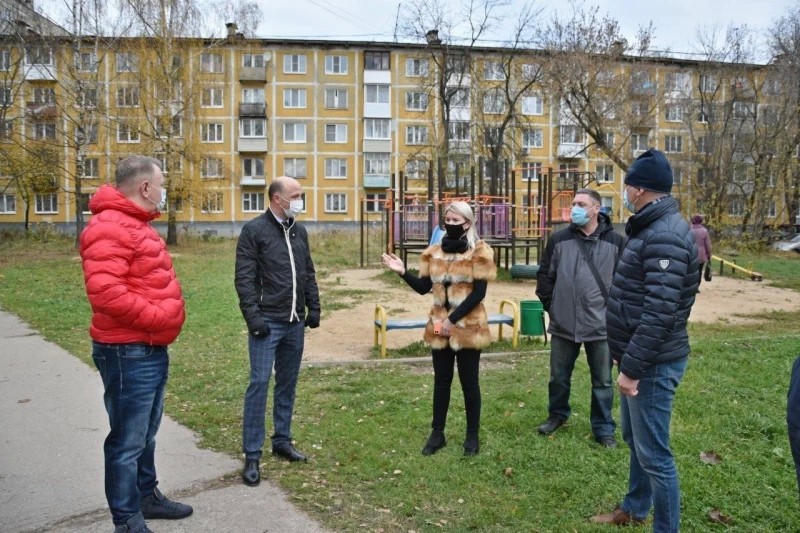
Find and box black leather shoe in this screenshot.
[537,415,567,436]
[140,488,193,520]
[463,433,479,456]
[272,443,308,462]
[595,435,618,448]
[242,459,260,486]
[422,430,446,456]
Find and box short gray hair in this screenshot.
[116,156,161,189]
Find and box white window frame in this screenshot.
[664,135,682,153]
[522,128,543,149]
[324,123,347,143]
[596,164,614,183]
[283,88,307,108]
[406,125,428,145]
[284,157,306,178]
[364,152,390,174]
[202,87,223,107]
[325,55,348,74]
[201,192,224,213]
[699,74,718,92]
[201,123,224,143]
[405,91,428,111]
[483,90,505,114]
[325,88,348,109]
[25,45,52,66]
[240,118,265,138]
[324,158,347,178]
[405,58,428,77]
[33,122,56,140]
[405,159,427,180]
[0,193,16,213]
[448,121,470,141]
[75,51,97,72]
[728,197,744,217]
[242,54,265,68]
[484,61,505,80]
[35,193,57,214]
[283,54,307,74]
[82,157,99,178]
[364,118,390,140]
[200,52,223,74]
[242,88,265,103]
[201,157,224,178]
[522,94,544,115]
[116,86,139,107]
[521,161,542,181]
[0,50,10,71]
[665,103,684,122]
[365,84,390,104]
[559,125,582,144]
[116,52,137,73]
[631,133,648,152]
[242,192,265,213]
[324,192,347,213]
[283,123,307,143]
[243,157,264,178]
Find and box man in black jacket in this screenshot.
[235,176,321,487]
[591,149,699,532]
[535,188,624,448]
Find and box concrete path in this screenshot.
[0,309,329,533]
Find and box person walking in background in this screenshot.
[535,188,625,448]
[235,176,321,487]
[789,356,800,500]
[690,215,712,290]
[80,156,192,533]
[382,201,495,456]
[591,149,699,532]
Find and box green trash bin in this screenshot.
[520,300,545,336]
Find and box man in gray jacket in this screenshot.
[535,188,625,447]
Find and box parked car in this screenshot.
[771,234,800,252]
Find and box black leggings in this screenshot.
[430,347,481,435]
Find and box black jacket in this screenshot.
[234,209,320,333]
[536,212,625,342]
[606,196,699,379]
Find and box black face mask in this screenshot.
[444,223,466,239]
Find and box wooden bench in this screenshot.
[373,299,520,358]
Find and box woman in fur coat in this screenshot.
[382,201,496,456]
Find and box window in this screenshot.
[731,76,750,91]
[522,128,543,149]
[325,88,348,109]
[116,86,139,107]
[522,95,544,115]
[448,88,469,108]
[80,88,98,108]
[200,53,223,73]
[365,193,387,212]
[243,157,264,178]
[0,86,11,106]
[284,157,306,178]
[0,193,15,213]
[283,88,306,108]
[448,121,470,142]
[484,61,505,80]
[365,84,390,104]
[201,157,224,178]
[82,157,99,177]
[325,193,347,213]
[631,132,648,153]
[604,131,615,147]
[406,125,428,145]
[242,54,265,68]
[559,125,582,144]
[364,51,389,70]
[240,118,265,138]
[406,58,428,76]
[153,116,182,139]
[732,101,753,119]
[242,88,265,103]
[630,70,655,94]
[664,135,682,153]
[364,152,390,174]
[767,200,777,218]
[156,155,181,175]
[596,164,614,183]
[764,78,781,95]
[483,89,505,114]
[324,123,347,143]
[26,45,52,65]
[732,167,748,183]
[0,120,12,141]
[116,53,137,73]
[728,197,744,217]
[405,159,427,180]
[406,91,428,111]
[77,123,98,144]
[283,54,306,74]
[33,122,56,140]
[242,192,265,212]
[283,123,306,143]
[201,123,223,143]
[35,193,57,213]
[699,74,718,92]
[75,51,97,72]
[201,192,224,213]
[202,87,223,107]
[697,168,712,185]
[33,87,55,104]
[364,118,390,139]
[672,167,682,185]
[0,50,9,71]
[665,104,684,122]
[631,101,647,117]
[697,136,713,154]
[521,63,540,81]
[484,127,501,147]
[665,72,690,92]
[325,158,347,178]
[698,103,712,123]
[521,161,542,181]
[325,55,348,74]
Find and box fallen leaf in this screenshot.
[700,451,722,465]
[708,508,733,524]
[503,467,513,477]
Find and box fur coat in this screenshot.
[419,240,496,351]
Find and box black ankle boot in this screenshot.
[421,430,446,456]
[463,433,479,456]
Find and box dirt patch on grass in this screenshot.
[304,268,800,363]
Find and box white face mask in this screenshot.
[146,186,167,211]
[281,197,303,219]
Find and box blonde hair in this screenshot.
[445,201,479,249]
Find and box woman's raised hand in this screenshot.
[381,253,405,275]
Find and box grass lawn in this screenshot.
[1,232,799,531]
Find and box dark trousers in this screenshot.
[788,356,800,499]
[430,347,481,436]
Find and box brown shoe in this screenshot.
[590,506,645,526]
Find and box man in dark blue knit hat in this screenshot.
[591,149,699,532]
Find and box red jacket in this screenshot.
[80,184,185,345]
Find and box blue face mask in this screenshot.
[570,206,590,227]
[623,188,638,213]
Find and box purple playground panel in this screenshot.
[393,203,514,243]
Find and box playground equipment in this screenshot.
[711,254,763,281]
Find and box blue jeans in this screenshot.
[788,356,800,499]
[92,342,168,526]
[620,357,688,533]
[242,319,305,460]
[547,335,615,437]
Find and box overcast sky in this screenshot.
[256,0,794,57]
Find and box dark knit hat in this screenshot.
[624,149,673,193]
[691,214,703,224]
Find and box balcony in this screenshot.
[363,174,391,188]
[26,102,58,120]
[239,102,267,117]
[363,138,391,152]
[24,63,57,81]
[241,175,266,186]
[557,142,586,159]
[240,66,267,82]
[238,137,268,152]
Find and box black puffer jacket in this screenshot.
[606,197,699,379]
[235,210,320,333]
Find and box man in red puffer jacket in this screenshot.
[80,155,191,533]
